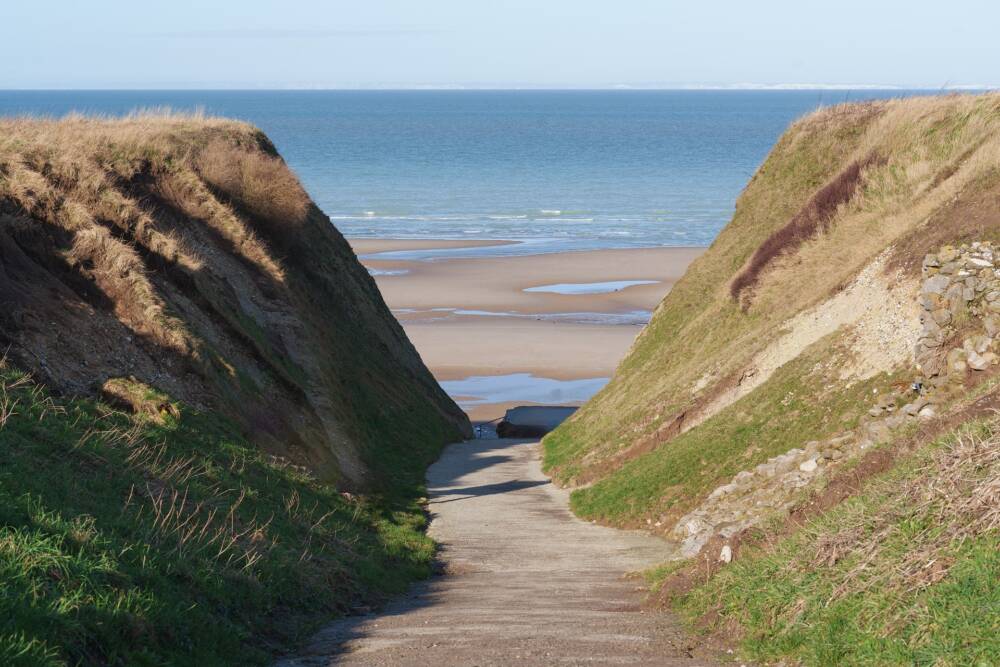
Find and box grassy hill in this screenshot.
[0,114,470,664]
[0,113,470,488]
[543,92,1000,664]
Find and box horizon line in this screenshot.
[1,83,997,93]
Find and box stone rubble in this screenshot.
[670,241,1000,560]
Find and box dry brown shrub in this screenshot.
[816,420,1000,605]
[196,140,309,237]
[730,153,886,303]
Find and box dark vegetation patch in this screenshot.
[730,153,885,305]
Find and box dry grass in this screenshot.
[730,153,884,304]
[0,111,308,354]
[813,419,1000,602]
[196,138,310,239]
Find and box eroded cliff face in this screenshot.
[0,114,470,488]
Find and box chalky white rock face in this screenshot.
[669,242,1000,559]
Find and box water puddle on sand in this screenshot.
[366,267,409,276]
[523,280,659,295]
[440,373,609,407]
[393,308,651,326]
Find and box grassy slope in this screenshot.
[0,365,434,666]
[0,113,469,489]
[569,332,908,527]
[544,93,1000,528]
[669,417,1000,666]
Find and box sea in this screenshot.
[0,89,935,258]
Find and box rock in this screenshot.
[939,246,959,263]
[827,433,853,447]
[885,413,906,429]
[969,257,994,268]
[918,405,936,419]
[719,545,733,563]
[985,315,1000,338]
[931,308,952,326]
[799,458,818,473]
[867,421,892,442]
[917,354,942,376]
[967,334,992,354]
[821,448,843,461]
[755,463,777,477]
[684,517,709,537]
[922,275,951,295]
[923,253,941,269]
[969,351,998,371]
[947,348,968,373]
[920,294,942,311]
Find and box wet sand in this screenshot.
[351,239,703,421]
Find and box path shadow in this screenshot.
[428,478,549,504]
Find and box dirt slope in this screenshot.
[0,113,470,487]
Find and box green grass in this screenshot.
[563,333,906,526]
[665,419,1000,666]
[0,366,435,666]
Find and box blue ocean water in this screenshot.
[0,90,933,255]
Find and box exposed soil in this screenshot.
[277,438,720,666]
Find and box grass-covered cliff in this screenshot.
[0,113,470,664]
[544,93,1000,664]
[0,113,469,486]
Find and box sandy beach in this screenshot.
[352,239,703,420]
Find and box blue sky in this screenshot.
[4,0,997,89]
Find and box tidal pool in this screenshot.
[440,373,609,407]
[523,280,659,295]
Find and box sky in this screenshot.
[3,0,998,89]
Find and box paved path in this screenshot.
[278,439,717,666]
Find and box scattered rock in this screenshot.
[922,275,951,295]
[719,545,733,563]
